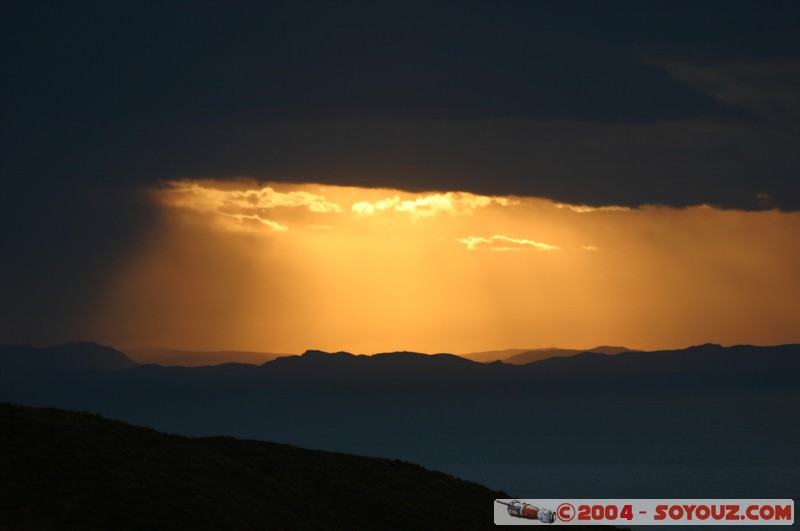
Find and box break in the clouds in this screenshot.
[80,180,800,354]
[351,193,511,219]
[158,181,511,230]
[555,204,633,214]
[157,181,344,232]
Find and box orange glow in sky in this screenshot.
[87,180,800,354]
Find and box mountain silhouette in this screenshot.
[459,348,534,363]
[154,343,799,392]
[460,346,636,364]
[262,350,496,383]
[255,344,800,386]
[525,343,800,381]
[0,342,137,371]
[0,402,514,530]
[124,346,287,366]
[1,342,797,385]
[501,345,636,365]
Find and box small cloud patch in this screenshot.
[457,235,559,252]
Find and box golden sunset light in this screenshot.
[6,5,800,525]
[85,180,800,355]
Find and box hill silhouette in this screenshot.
[459,348,534,363]
[255,344,799,388]
[5,342,786,381]
[124,346,287,367]
[263,350,485,381]
[525,343,800,383]
[501,346,636,365]
[0,402,512,530]
[0,342,796,388]
[0,342,136,371]
[460,346,636,364]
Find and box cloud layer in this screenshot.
[3,3,800,348]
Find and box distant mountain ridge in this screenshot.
[124,346,287,367]
[528,343,800,377]
[459,348,534,363]
[252,344,800,387]
[0,342,136,371]
[461,345,637,364]
[263,349,482,380]
[2,342,798,386]
[501,345,637,365]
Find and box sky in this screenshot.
[2,1,799,353]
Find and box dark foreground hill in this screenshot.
[0,402,511,531]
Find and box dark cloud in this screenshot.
[2,1,800,343]
[661,61,800,129]
[3,1,798,193]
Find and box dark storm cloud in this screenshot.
[2,1,800,343]
[4,1,799,197]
